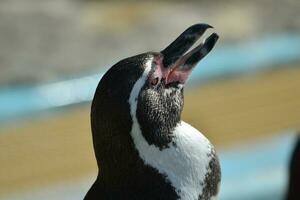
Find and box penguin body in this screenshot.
[85,24,220,200]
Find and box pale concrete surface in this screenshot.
[0,0,299,85]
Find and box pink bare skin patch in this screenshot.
[152,53,195,85]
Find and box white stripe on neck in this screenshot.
[128,58,214,200]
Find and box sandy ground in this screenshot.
[0,66,300,197]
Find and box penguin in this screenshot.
[286,134,300,200]
[84,24,221,200]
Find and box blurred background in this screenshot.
[0,0,300,199]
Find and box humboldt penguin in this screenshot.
[84,23,221,200]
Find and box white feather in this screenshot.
[129,57,215,200]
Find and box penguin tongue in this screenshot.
[161,24,219,84]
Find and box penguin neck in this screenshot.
[91,92,179,198]
[128,64,219,200]
[89,61,178,194]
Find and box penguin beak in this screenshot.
[161,23,219,84]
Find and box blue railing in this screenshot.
[0,33,300,123]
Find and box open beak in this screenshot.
[161,23,219,84]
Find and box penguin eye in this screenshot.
[151,77,159,86]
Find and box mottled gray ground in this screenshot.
[0,0,299,86]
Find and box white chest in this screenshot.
[130,120,214,200]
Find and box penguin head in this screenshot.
[137,24,219,149]
[91,23,219,155]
